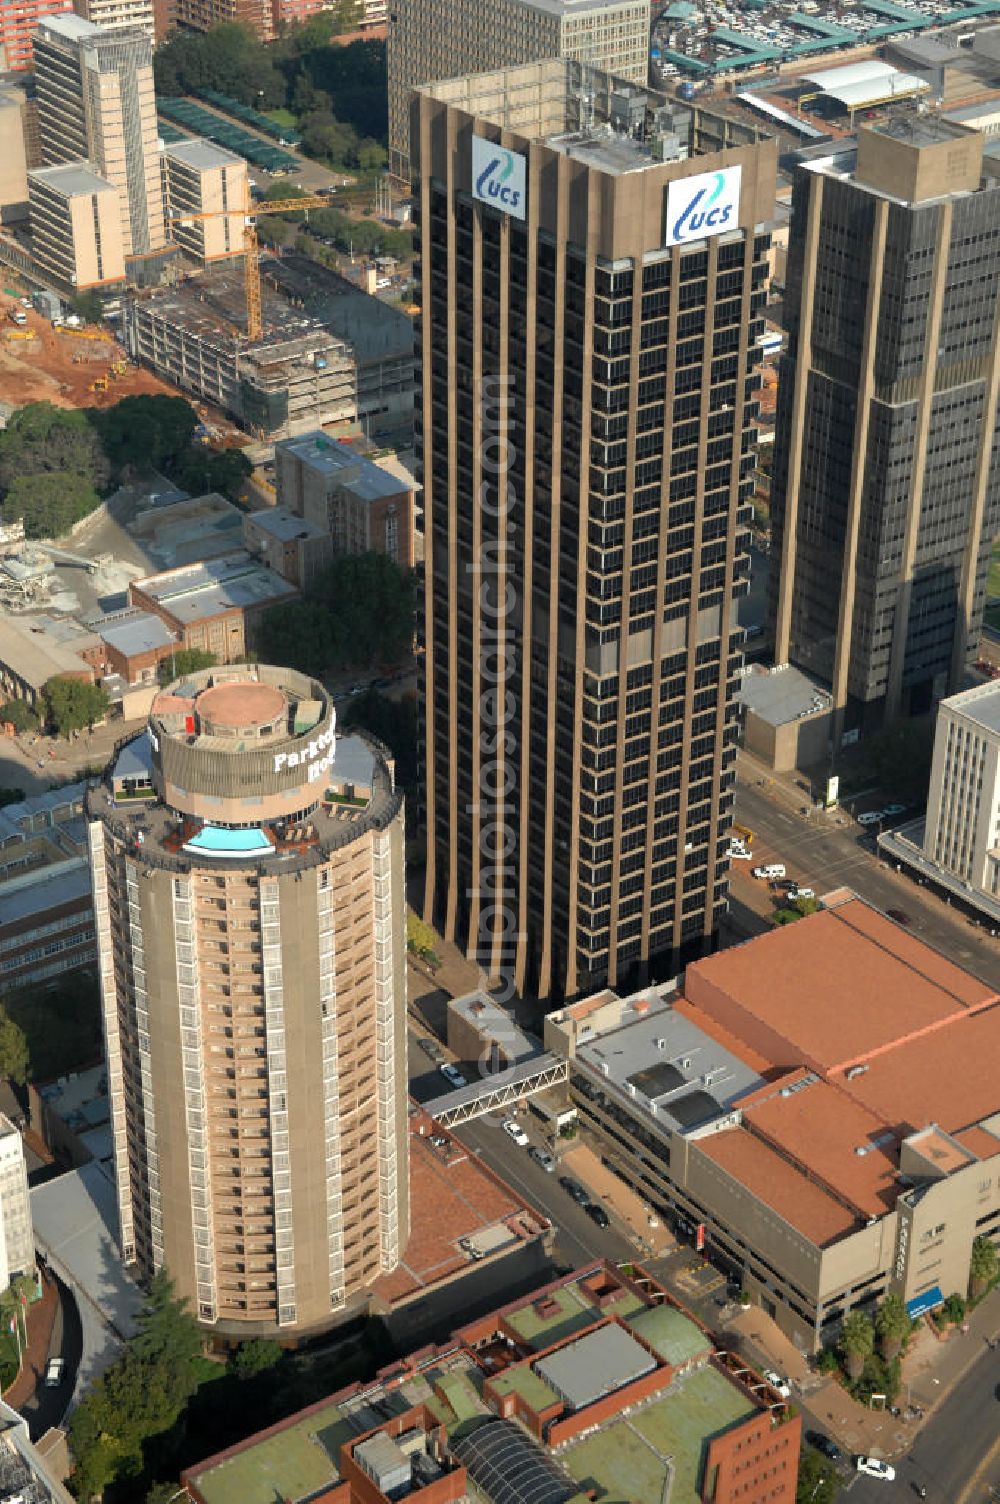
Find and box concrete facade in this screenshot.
[128,551,297,664]
[923,679,1000,900]
[87,665,410,1335]
[162,138,248,265]
[387,0,651,182]
[0,1116,33,1292]
[416,61,775,1001]
[769,118,1000,736]
[275,431,414,568]
[0,88,30,224]
[241,507,333,591]
[27,161,125,290]
[72,0,155,35]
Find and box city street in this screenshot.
[732,769,1000,985]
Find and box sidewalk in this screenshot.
[4,1275,58,1411]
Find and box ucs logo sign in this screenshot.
[664,165,742,248]
[472,135,526,221]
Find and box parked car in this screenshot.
[439,1063,467,1089]
[502,1117,529,1147]
[728,846,754,861]
[763,1369,791,1399]
[752,863,786,880]
[789,887,815,901]
[559,1175,589,1205]
[586,1203,610,1228]
[857,811,883,826]
[418,1036,444,1061]
[881,803,906,817]
[528,1146,555,1172]
[886,908,911,926]
[44,1357,65,1387]
[805,1431,841,1462]
[855,1457,895,1481]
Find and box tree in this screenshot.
[89,394,199,475]
[0,699,38,732]
[43,677,110,737]
[70,291,104,325]
[875,1293,910,1360]
[0,402,109,495]
[321,552,415,668]
[4,973,103,1081]
[229,1338,282,1380]
[256,599,336,677]
[0,1010,29,1085]
[406,912,439,966]
[840,1309,875,1380]
[133,1270,203,1396]
[158,648,217,686]
[970,1235,999,1299]
[1,472,102,540]
[796,1445,838,1504]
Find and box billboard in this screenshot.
[665,165,742,247]
[472,135,526,221]
[695,1222,706,1252]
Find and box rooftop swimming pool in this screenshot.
[183,825,273,856]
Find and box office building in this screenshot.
[0,783,95,992]
[161,139,247,265]
[87,664,409,1334]
[183,1260,800,1504]
[387,0,651,183]
[275,431,415,567]
[27,161,125,291]
[0,0,72,70]
[242,509,333,591]
[73,0,154,34]
[34,14,166,261]
[0,87,30,222]
[415,61,774,1001]
[0,1117,33,1292]
[545,892,1000,1351]
[769,118,1000,736]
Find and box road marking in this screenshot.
[954,1425,1000,1504]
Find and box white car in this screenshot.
[44,1357,65,1387]
[763,1369,791,1398]
[855,1457,895,1481]
[502,1117,528,1146]
[857,811,883,826]
[439,1063,467,1089]
[752,863,786,880]
[728,846,754,861]
[789,887,815,901]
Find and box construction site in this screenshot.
[0,292,178,412]
[125,265,361,440]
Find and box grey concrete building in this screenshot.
[387,0,651,184]
[415,60,775,1001]
[769,118,1000,737]
[86,665,409,1335]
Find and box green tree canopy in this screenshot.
[158,648,217,686]
[2,472,102,540]
[173,446,253,503]
[89,394,199,475]
[43,677,110,737]
[0,699,38,732]
[258,552,414,676]
[257,599,336,677]
[840,1309,875,1380]
[229,1338,282,1380]
[796,1445,838,1504]
[0,402,110,495]
[0,1010,29,1085]
[875,1293,910,1360]
[70,291,105,325]
[970,1234,999,1298]
[3,973,103,1081]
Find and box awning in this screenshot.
[907,1286,944,1320]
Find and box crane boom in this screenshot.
[171,192,333,343]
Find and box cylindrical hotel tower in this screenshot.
[86,665,408,1336]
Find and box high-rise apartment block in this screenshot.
[34,13,165,262]
[415,62,774,1001]
[87,665,409,1334]
[387,0,651,183]
[0,0,72,70]
[162,139,248,265]
[769,119,1000,735]
[923,680,1000,899]
[0,1116,33,1292]
[73,0,154,35]
[28,161,125,289]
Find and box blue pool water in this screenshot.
[184,825,271,856]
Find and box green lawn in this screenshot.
[503,1282,595,1351]
[190,1401,351,1504]
[265,107,298,128]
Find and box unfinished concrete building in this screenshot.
[123,267,357,438]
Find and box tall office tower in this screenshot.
[769,120,1000,737]
[34,14,165,259]
[87,665,409,1335]
[387,0,651,184]
[415,62,775,1001]
[73,0,154,36]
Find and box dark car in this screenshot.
[559,1175,589,1205]
[806,1431,841,1463]
[586,1202,610,1229]
[886,909,911,926]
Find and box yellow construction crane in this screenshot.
[173,192,333,343]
